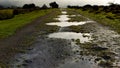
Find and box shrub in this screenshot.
[23,3,36,9]
[13,9,30,15]
[0,9,14,20]
[49,2,59,8]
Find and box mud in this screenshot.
[10,9,120,68]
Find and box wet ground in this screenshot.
[10,10,120,68]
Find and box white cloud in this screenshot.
[0,0,120,7]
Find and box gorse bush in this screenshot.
[0,9,14,20]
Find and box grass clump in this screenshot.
[68,25,81,33]
[79,42,115,67]
[67,9,87,22]
[75,39,81,45]
[68,25,90,33]
[68,15,87,22]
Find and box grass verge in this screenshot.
[75,9,120,33]
[0,9,52,39]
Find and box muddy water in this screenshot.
[47,10,120,68]
[46,11,101,68]
[54,15,70,22]
[57,41,101,68]
[46,21,93,27]
[46,12,94,27]
[48,32,92,43]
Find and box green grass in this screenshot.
[68,15,87,22]
[68,25,81,33]
[67,9,87,22]
[75,9,120,33]
[0,9,52,38]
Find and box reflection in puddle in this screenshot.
[62,11,67,14]
[54,15,70,22]
[56,40,101,68]
[69,15,76,17]
[58,57,100,68]
[47,10,94,27]
[46,21,94,27]
[48,32,92,43]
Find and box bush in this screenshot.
[49,2,59,8]
[0,9,14,20]
[23,3,36,9]
[13,9,31,15]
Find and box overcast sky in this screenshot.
[0,0,120,7]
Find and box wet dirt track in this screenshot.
[10,9,120,68]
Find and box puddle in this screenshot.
[46,10,101,68]
[58,57,101,68]
[54,15,70,22]
[61,11,67,14]
[48,32,92,43]
[47,10,94,27]
[46,21,94,27]
[69,15,76,17]
[57,41,101,68]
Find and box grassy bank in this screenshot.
[0,9,52,39]
[0,9,61,67]
[74,9,120,33]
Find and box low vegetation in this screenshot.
[0,9,61,67]
[0,1,59,20]
[68,15,87,22]
[67,9,87,22]
[0,9,52,39]
[67,24,92,33]
[0,9,14,20]
[79,42,115,67]
[76,9,120,33]
[68,25,81,33]
[67,3,120,33]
